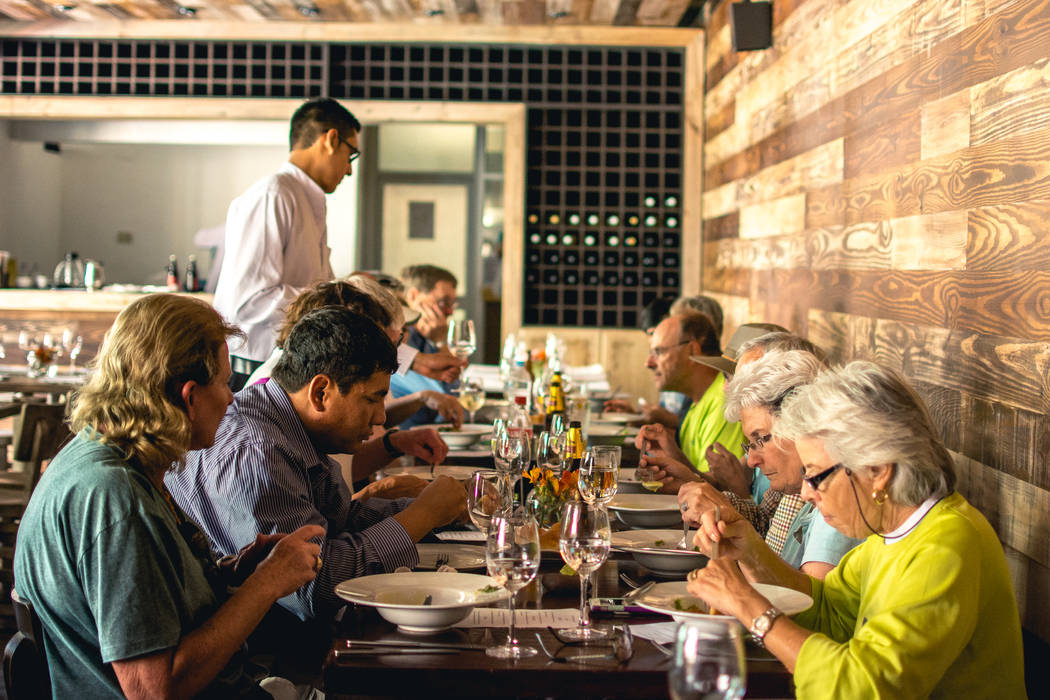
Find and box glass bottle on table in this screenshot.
[565,420,585,472]
[544,370,566,432]
[557,500,612,641]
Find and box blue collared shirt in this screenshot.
[166,380,418,620]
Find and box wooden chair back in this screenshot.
[7,402,70,496]
[3,588,51,699]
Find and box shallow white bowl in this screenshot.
[611,529,708,577]
[418,423,492,449]
[607,493,683,528]
[635,581,812,627]
[335,572,509,634]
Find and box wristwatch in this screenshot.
[749,606,783,647]
[382,429,403,458]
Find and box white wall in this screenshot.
[0,121,8,257]
[1,138,360,286]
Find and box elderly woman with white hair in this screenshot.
[687,361,1025,698]
[681,350,860,580]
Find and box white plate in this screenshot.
[607,493,683,528]
[417,423,492,448]
[636,581,812,626]
[596,412,645,423]
[587,424,640,438]
[382,464,487,481]
[611,529,707,577]
[335,572,509,634]
[416,543,486,570]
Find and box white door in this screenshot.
[381,183,470,295]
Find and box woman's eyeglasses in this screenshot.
[802,462,844,491]
[741,433,772,456]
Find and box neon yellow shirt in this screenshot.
[793,491,1025,699]
[678,372,744,473]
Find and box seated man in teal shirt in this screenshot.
[634,312,746,493]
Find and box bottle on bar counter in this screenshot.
[184,254,199,293]
[165,255,179,292]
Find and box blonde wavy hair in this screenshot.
[71,294,241,471]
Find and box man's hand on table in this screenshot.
[421,390,464,428]
[705,442,753,497]
[353,474,430,502]
[392,427,449,465]
[394,475,468,539]
[412,348,467,383]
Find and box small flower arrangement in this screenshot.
[524,466,577,529]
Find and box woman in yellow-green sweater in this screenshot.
[688,361,1026,699]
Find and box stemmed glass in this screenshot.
[447,319,477,360]
[61,329,83,373]
[457,380,486,424]
[468,470,509,533]
[558,500,612,641]
[668,622,746,700]
[578,446,620,506]
[485,509,541,658]
[535,430,568,474]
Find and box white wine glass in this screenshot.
[557,500,612,641]
[578,446,620,506]
[467,470,508,533]
[61,329,83,372]
[447,319,477,360]
[535,430,568,474]
[668,622,746,700]
[457,380,486,424]
[485,509,541,659]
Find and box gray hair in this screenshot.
[346,273,404,327]
[774,361,955,507]
[724,350,823,422]
[737,331,826,364]
[670,295,724,336]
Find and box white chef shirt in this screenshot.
[214,162,334,362]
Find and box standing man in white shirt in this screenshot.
[215,97,362,390]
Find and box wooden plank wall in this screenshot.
[701,0,1050,643]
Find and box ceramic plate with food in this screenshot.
[611,529,708,576]
[635,581,813,625]
[607,493,683,528]
[417,423,492,448]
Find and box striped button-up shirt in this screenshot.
[167,380,418,620]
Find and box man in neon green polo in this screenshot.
[635,312,745,492]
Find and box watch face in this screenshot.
[754,614,772,634]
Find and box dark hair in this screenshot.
[671,295,725,337]
[276,281,391,348]
[272,307,397,394]
[288,98,362,151]
[640,296,675,331]
[400,264,458,293]
[678,311,721,357]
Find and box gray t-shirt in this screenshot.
[14,430,264,699]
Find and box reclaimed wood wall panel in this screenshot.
[702,0,1050,642]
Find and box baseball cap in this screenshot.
[690,322,788,375]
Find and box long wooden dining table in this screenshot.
[317,553,794,699]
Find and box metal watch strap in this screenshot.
[749,606,783,647]
[382,429,403,457]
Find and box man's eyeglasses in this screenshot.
[741,433,772,456]
[648,339,689,358]
[339,138,361,165]
[433,297,457,312]
[802,463,844,491]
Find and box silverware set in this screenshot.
[334,639,487,659]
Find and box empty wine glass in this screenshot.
[485,509,541,659]
[558,500,612,641]
[549,412,568,438]
[578,446,620,506]
[457,380,486,424]
[62,329,83,372]
[468,470,508,533]
[668,622,746,700]
[447,319,477,360]
[535,430,568,474]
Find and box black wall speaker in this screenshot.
[730,1,773,51]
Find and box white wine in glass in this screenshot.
[577,446,620,506]
[635,463,664,492]
[447,319,477,360]
[457,380,486,423]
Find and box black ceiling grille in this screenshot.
[1,38,685,329]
